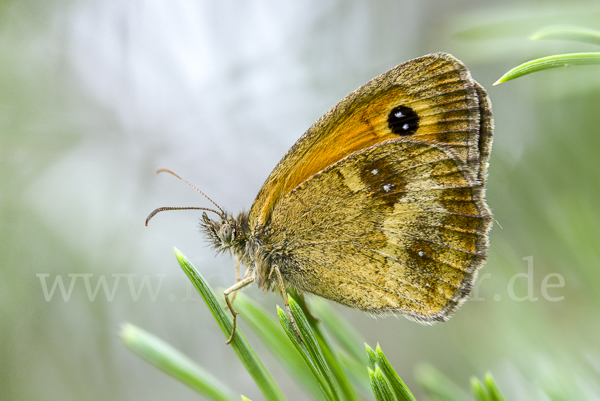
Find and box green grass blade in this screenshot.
[374,345,417,401]
[416,365,470,401]
[174,248,286,401]
[278,305,337,401]
[241,396,252,401]
[365,344,377,370]
[494,52,600,85]
[120,323,237,401]
[311,328,361,401]
[290,293,360,401]
[471,377,488,401]
[286,298,336,396]
[531,27,600,46]
[483,373,506,401]
[233,294,327,401]
[369,367,398,401]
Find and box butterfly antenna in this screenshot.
[145,168,227,226]
[145,206,223,226]
[156,168,225,215]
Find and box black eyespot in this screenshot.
[388,105,419,136]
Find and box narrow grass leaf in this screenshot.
[287,298,336,394]
[471,377,489,401]
[483,373,506,401]
[311,330,360,401]
[174,248,285,401]
[234,294,326,401]
[494,52,600,85]
[365,344,377,370]
[375,345,417,401]
[289,293,359,401]
[531,27,600,47]
[120,323,237,401]
[369,367,398,401]
[278,306,336,401]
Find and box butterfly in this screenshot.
[147,53,493,343]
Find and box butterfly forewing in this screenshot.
[472,81,494,184]
[249,53,488,228]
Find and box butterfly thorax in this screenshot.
[201,211,288,293]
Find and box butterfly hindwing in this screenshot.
[256,139,492,322]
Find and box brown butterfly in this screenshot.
[147,53,493,343]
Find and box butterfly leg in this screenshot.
[224,276,254,344]
[226,257,242,307]
[270,265,303,342]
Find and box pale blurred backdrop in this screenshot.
[2,1,600,400]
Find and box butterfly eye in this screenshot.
[219,223,234,244]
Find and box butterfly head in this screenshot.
[145,168,252,257]
[201,211,249,255]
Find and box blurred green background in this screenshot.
[2,1,600,400]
